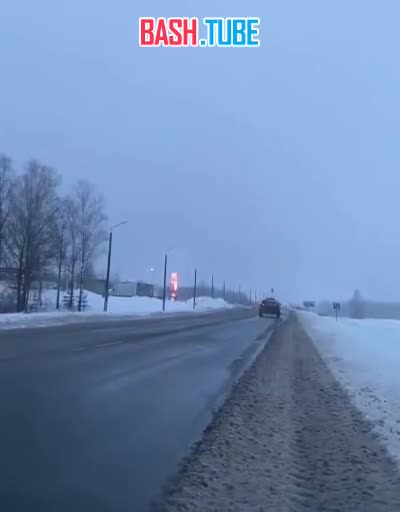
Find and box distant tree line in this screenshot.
[317,289,366,319]
[0,153,107,312]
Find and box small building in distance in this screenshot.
[112,281,156,298]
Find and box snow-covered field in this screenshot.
[0,289,234,330]
[298,311,400,466]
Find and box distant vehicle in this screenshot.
[259,297,281,318]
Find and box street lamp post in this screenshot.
[162,253,168,312]
[103,221,127,312]
[161,246,180,311]
[193,268,197,310]
[103,231,113,312]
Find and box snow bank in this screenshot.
[0,290,234,330]
[41,289,232,315]
[298,311,400,466]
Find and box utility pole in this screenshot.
[223,279,226,301]
[238,284,241,304]
[211,274,214,298]
[193,268,197,310]
[162,253,168,312]
[250,289,252,305]
[103,231,113,312]
[103,221,128,312]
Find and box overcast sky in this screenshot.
[1,1,400,303]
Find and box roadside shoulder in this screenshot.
[155,313,400,512]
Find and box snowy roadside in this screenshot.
[157,314,400,511]
[298,310,400,467]
[0,293,235,330]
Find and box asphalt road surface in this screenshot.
[0,308,276,512]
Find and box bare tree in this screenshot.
[7,189,28,312]
[65,197,80,309]
[349,288,365,319]
[0,152,112,315]
[52,198,69,310]
[73,181,107,311]
[7,161,60,311]
[83,260,99,281]
[0,154,14,267]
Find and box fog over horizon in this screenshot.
[1,1,400,304]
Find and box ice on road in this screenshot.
[159,314,400,512]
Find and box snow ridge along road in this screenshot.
[0,295,234,330]
[158,313,400,512]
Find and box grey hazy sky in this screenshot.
[1,0,399,302]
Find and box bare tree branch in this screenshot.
[0,154,15,267]
[7,160,60,311]
[73,181,107,311]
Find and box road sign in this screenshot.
[333,302,340,320]
[303,301,315,308]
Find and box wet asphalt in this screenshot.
[0,308,275,511]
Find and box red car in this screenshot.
[259,298,281,318]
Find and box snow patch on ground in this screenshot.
[298,311,400,466]
[0,290,234,330]
[160,315,400,511]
